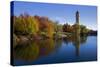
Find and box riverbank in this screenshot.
[13,31,97,47]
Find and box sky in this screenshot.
[11,1,97,30]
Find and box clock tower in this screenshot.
[76,11,79,24]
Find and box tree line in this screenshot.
[12,13,93,43]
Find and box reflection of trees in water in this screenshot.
[13,39,57,62]
[54,39,63,52]
[37,39,55,56]
[13,34,88,62]
[80,35,88,44]
[72,35,88,56]
[63,37,70,45]
[13,41,39,62]
[63,35,88,44]
[63,34,88,57]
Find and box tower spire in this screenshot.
[76,11,79,24]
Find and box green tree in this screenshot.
[80,25,89,34]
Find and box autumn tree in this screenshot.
[13,13,39,35]
[63,23,73,33]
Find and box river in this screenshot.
[13,36,97,66]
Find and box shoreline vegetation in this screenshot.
[12,13,97,47]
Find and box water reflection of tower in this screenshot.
[73,35,80,57]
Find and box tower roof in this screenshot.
[76,11,79,13]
